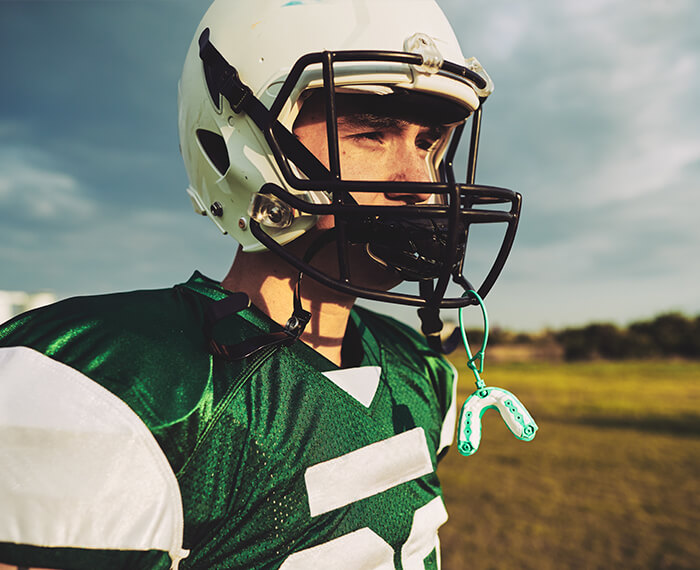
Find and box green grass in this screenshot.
[438,360,700,569]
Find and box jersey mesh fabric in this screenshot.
[0,272,456,569]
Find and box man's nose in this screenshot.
[385,147,432,203]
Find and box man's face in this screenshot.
[287,91,459,290]
[292,92,452,207]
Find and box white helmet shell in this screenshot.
[178,0,485,252]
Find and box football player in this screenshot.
[0,0,521,568]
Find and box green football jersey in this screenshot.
[0,272,457,569]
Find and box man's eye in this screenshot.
[416,137,439,152]
[349,132,384,143]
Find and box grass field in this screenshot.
[437,359,700,569]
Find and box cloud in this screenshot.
[555,5,700,207]
[435,0,700,328]
[0,147,96,221]
[0,186,234,297]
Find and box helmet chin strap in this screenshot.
[204,232,337,361]
[418,280,466,354]
[205,274,311,361]
[204,228,474,360]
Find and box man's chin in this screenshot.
[344,245,404,291]
[284,229,404,293]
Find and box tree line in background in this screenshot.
[461,312,700,361]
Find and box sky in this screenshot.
[1,0,698,332]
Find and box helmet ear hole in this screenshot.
[196,129,230,176]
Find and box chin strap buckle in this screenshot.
[283,274,312,341]
[205,274,311,361]
[284,310,311,340]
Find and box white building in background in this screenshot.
[0,290,56,323]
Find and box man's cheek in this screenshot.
[315,214,335,230]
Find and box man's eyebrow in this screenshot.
[338,113,408,131]
[338,114,450,138]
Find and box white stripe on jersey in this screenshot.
[322,366,382,408]
[304,427,433,517]
[0,346,189,568]
[438,358,458,454]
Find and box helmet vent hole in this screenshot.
[196,129,230,176]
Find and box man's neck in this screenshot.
[221,248,356,367]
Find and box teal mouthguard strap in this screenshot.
[457,291,538,457]
[458,290,488,390]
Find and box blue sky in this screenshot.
[1,0,698,331]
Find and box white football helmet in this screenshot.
[178,0,521,346]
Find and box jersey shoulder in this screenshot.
[352,305,453,376]
[0,284,211,569]
[2,285,192,375]
[0,279,236,430]
[352,306,458,451]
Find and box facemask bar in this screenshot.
[321,52,351,284]
[198,30,521,310]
